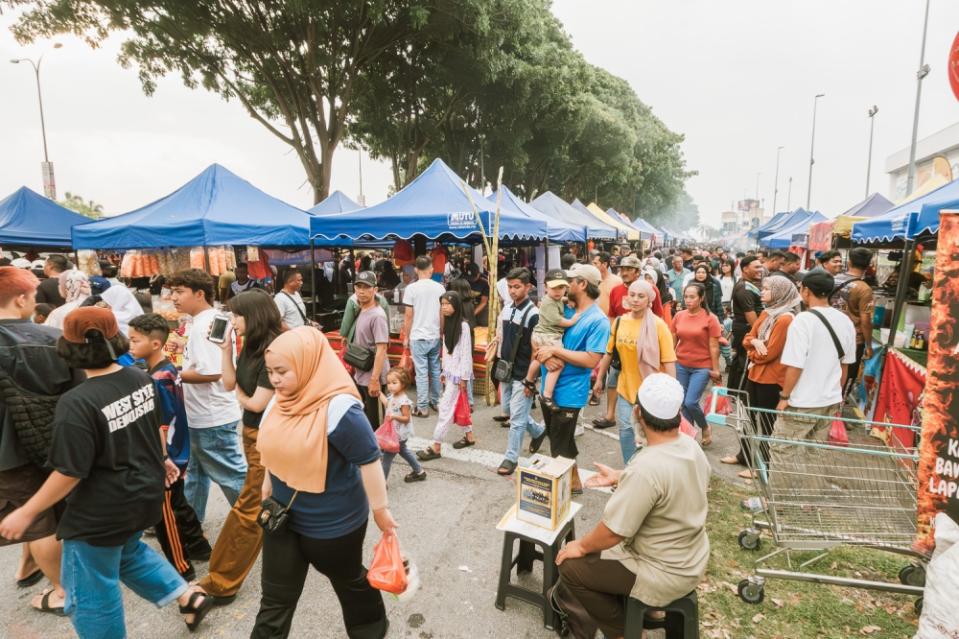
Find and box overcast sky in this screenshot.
[2,1,959,226]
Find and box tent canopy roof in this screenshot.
[309,158,547,243]
[627,214,659,239]
[852,177,959,243]
[309,190,361,215]
[757,208,814,241]
[0,187,91,248]
[583,201,639,240]
[489,186,585,243]
[761,209,827,248]
[748,211,790,238]
[531,192,617,240]
[72,164,315,249]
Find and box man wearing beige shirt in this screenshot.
[552,373,711,639]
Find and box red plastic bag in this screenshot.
[828,416,848,447]
[702,393,732,416]
[679,415,698,439]
[367,531,408,594]
[453,388,472,426]
[375,418,400,453]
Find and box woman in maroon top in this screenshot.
[671,282,722,446]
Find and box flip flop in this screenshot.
[31,588,65,617]
[416,448,441,461]
[497,460,517,476]
[16,569,43,589]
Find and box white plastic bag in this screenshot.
[915,512,959,638]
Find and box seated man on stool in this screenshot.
[553,373,711,639]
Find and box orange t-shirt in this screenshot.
[672,310,722,369]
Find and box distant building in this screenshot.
[721,199,767,234]
[886,121,959,201]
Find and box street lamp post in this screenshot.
[787,176,793,210]
[865,106,879,199]
[806,93,825,210]
[11,42,62,200]
[772,146,783,216]
[905,0,932,196]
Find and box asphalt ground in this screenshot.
[0,392,748,639]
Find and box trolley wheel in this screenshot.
[914,597,923,616]
[737,578,765,605]
[737,529,761,551]
[898,563,926,587]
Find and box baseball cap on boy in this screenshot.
[545,269,569,288]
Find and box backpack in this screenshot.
[0,368,59,468]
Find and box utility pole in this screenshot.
[787,176,793,211]
[866,106,879,199]
[806,93,825,210]
[11,43,62,199]
[772,146,784,217]
[905,0,932,196]
[357,148,365,206]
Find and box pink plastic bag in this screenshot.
[375,418,400,453]
[679,416,698,439]
[828,416,848,447]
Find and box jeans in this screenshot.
[410,338,442,411]
[62,532,187,639]
[500,380,512,417]
[251,522,386,639]
[615,396,639,464]
[185,421,247,522]
[676,363,711,430]
[381,439,423,478]
[504,380,546,463]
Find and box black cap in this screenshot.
[801,270,834,297]
[545,269,569,288]
[354,271,377,288]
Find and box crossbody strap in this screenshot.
[505,304,533,365]
[607,317,621,355]
[280,291,308,323]
[808,309,845,360]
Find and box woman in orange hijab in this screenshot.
[253,327,395,639]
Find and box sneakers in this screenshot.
[412,408,430,418]
[404,470,427,483]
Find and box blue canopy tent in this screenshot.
[309,158,547,244]
[489,186,584,243]
[604,207,652,240]
[749,211,790,239]
[0,187,91,248]
[843,192,894,219]
[628,214,659,240]
[756,208,814,242]
[73,164,316,249]
[850,178,959,244]
[531,192,616,240]
[309,190,361,215]
[760,210,826,249]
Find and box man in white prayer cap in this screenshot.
[552,373,711,639]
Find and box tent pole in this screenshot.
[886,239,916,348]
[544,238,550,269]
[309,239,317,322]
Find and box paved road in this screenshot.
[0,393,746,639]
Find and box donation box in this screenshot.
[516,455,575,530]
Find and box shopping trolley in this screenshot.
[706,387,928,613]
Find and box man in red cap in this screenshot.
[0,306,214,636]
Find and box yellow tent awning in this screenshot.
[586,202,639,240]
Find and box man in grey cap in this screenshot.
[552,373,711,639]
[350,270,390,428]
[534,262,611,494]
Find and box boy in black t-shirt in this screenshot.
[0,307,213,637]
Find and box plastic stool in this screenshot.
[624,590,699,639]
[494,519,576,630]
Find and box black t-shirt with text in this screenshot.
[236,348,273,428]
[49,366,164,546]
[731,279,763,332]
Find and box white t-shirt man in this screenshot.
[780,307,857,408]
[402,278,446,342]
[182,308,242,428]
[275,290,307,328]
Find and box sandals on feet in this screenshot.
[701,427,713,448]
[404,470,427,483]
[529,431,547,455]
[452,437,475,450]
[416,447,441,461]
[17,568,43,589]
[179,590,214,633]
[31,588,65,617]
[591,418,615,429]
[720,456,742,465]
[497,460,517,476]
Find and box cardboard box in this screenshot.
[516,455,575,529]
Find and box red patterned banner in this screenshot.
[916,211,959,550]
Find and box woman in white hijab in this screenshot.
[43,270,91,329]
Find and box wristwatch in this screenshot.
[779,394,790,400]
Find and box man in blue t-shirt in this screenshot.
[536,263,611,494]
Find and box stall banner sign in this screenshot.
[949,31,959,103]
[807,220,834,252]
[916,210,959,550]
[872,348,924,450]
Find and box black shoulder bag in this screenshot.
[258,491,299,535]
[0,367,59,468]
[492,304,533,383]
[808,309,846,360]
[609,317,622,371]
